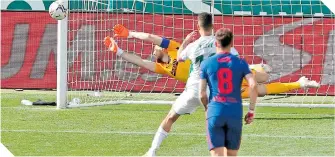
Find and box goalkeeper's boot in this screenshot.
[113,24,130,38]
[298,76,320,88]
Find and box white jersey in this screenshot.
[180,35,239,90]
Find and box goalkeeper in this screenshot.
[104,25,320,99]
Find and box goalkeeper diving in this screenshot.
[104,25,320,100]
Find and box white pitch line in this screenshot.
[1,130,333,139]
[256,113,335,116]
[0,143,14,157]
[1,107,58,110]
[2,107,334,116]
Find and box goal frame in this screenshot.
[56,0,68,109]
[56,0,335,109]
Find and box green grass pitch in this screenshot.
[1,89,334,156]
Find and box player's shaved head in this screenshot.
[215,28,233,48]
[198,12,213,31]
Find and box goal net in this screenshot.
[61,0,334,108]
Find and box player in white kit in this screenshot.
[144,12,218,156]
[176,12,242,115]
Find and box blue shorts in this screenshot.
[206,116,242,150]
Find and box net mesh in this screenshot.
[66,0,334,107]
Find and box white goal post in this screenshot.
[57,0,68,109]
[57,0,335,109]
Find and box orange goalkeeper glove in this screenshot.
[104,36,123,56]
[113,24,130,38]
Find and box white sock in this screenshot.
[149,126,168,152]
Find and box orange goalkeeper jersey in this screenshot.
[154,38,254,98]
[154,39,251,91]
[154,39,191,82]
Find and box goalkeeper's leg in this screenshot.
[250,64,272,83]
[241,76,320,98]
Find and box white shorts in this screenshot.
[172,88,202,115]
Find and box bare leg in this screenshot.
[161,109,180,132]
[256,84,267,97]
[226,149,238,156]
[241,84,267,98]
[146,109,180,156]
[254,71,269,83]
[249,64,271,83]
[210,147,225,156]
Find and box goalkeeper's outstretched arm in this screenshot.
[130,32,163,46]
[104,36,156,72]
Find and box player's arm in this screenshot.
[199,79,209,111]
[242,59,257,124]
[113,24,180,50]
[104,36,156,72]
[245,73,257,111]
[177,31,197,62]
[199,62,209,111]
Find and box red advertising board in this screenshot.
[1,12,334,95]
